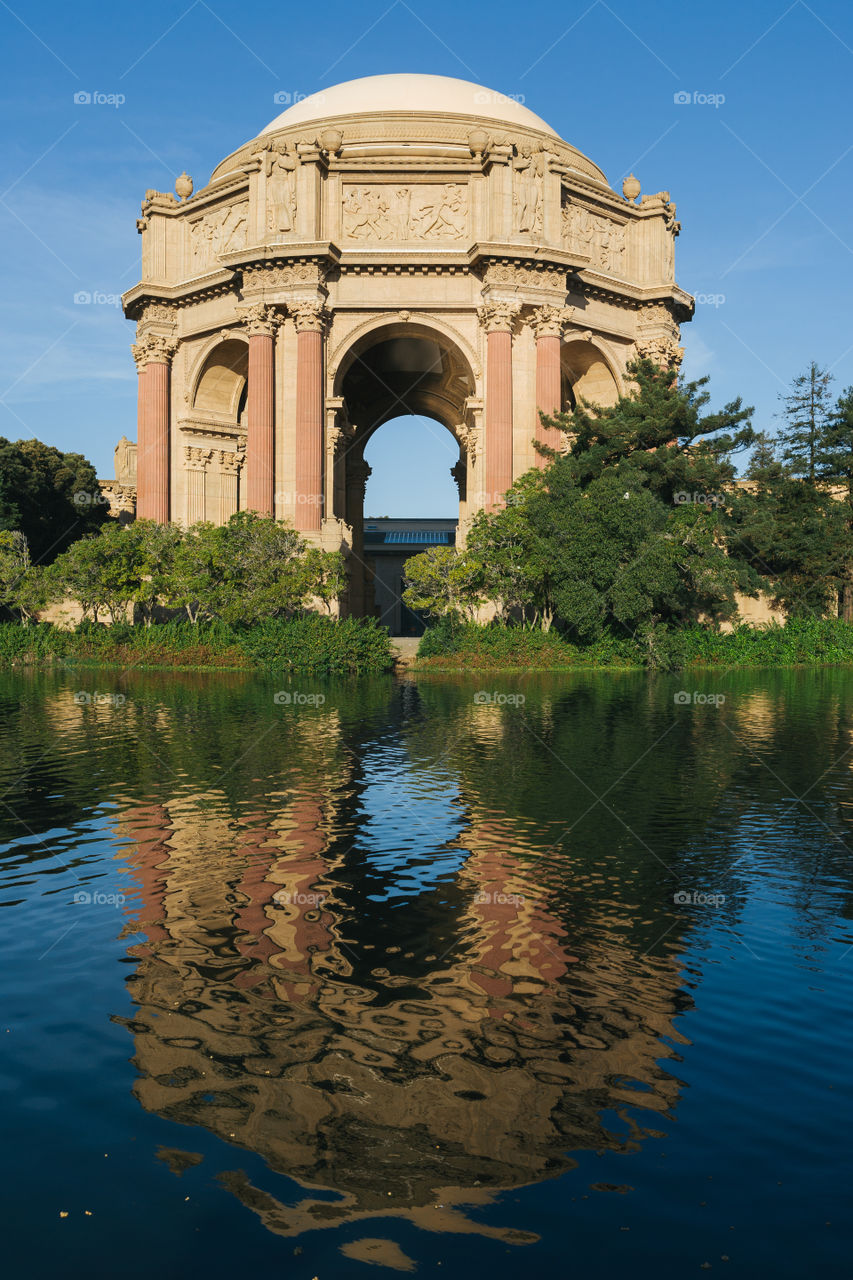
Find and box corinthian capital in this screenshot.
[530,303,575,339]
[239,302,279,337]
[290,299,329,333]
[131,333,178,369]
[477,300,522,334]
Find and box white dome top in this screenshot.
[261,73,559,137]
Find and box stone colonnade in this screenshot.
[134,301,589,526]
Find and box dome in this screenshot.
[261,73,560,138]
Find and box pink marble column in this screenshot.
[532,306,571,466]
[134,336,175,523]
[535,333,562,465]
[293,302,326,533]
[245,312,276,515]
[480,301,519,511]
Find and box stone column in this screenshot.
[244,304,277,515]
[478,301,520,511]
[531,305,573,467]
[292,301,327,533]
[133,334,176,523]
[218,449,242,524]
[184,447,212,524]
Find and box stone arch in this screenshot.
[329,313,481,401]
[330,319,478,623]
[560,338,620,409]
[189,335,249,422]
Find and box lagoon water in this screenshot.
[2,667,852,1277]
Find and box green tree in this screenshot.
[524,358,763,649]
[0,438,108,562]
[777,362,834,482]
[402,544,483,623]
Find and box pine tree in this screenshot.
[818,386,853,618]
[777,362,834,481]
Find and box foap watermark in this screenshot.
[272,888,326,907]
[474,89,525,105]
[273,691,326,706]
[674,690,726,707]
[694,292,726,308]
[473,890,525,907]
[273,491,324,507]
[673,491,724,507]
[272,90,319,106]
[73,489,110,506]
[74,691,127,706]
[73,290,121,307]
[674,90,725,108]
[473,691,526,706]
[73,90,125,108]
[673,889,726,907]
[74,890,126,907]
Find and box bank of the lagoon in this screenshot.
[0,616,394,674]
[4,615,853,676]
[2,665,852,1278]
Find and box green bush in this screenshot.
[416,616,853,670]
[0,616,393,674]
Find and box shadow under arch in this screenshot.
[560,338,620,410]
[331,321,477,620]
[189,336,249,425]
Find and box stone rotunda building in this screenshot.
[122,73,693,615]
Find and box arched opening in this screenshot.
[560,340,619,410]
[332,323,476,629]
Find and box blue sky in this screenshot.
[2,0,852,517]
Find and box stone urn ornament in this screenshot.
[175,172,193,201]
[622,173,641,203]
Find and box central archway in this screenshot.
[330,322,477,622]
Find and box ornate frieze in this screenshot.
[242,259,328,291]
[562,200,626,274]
[189,202,248,270]
[481,259,567,291]
[342,183,468,241]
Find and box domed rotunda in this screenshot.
[121,73,693,615]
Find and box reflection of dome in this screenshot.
[262,73,560,137]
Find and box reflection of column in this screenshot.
[531,305,572,467]
[293,302,327,533]
[218,449,242,524]
[346,457,372,616]
[479,301,519,511]
[244,304,277,515]
[134,335,176,522]
[184,447,212,524]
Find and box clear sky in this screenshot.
[2,0,852,517]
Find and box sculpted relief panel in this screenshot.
[562,200,626,275]
[190,202,248,271]
[342,183,468,241]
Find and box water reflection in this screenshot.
[6,666,853,1262]
[99,673,691,1243]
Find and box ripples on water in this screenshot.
[1,668,853,1277]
